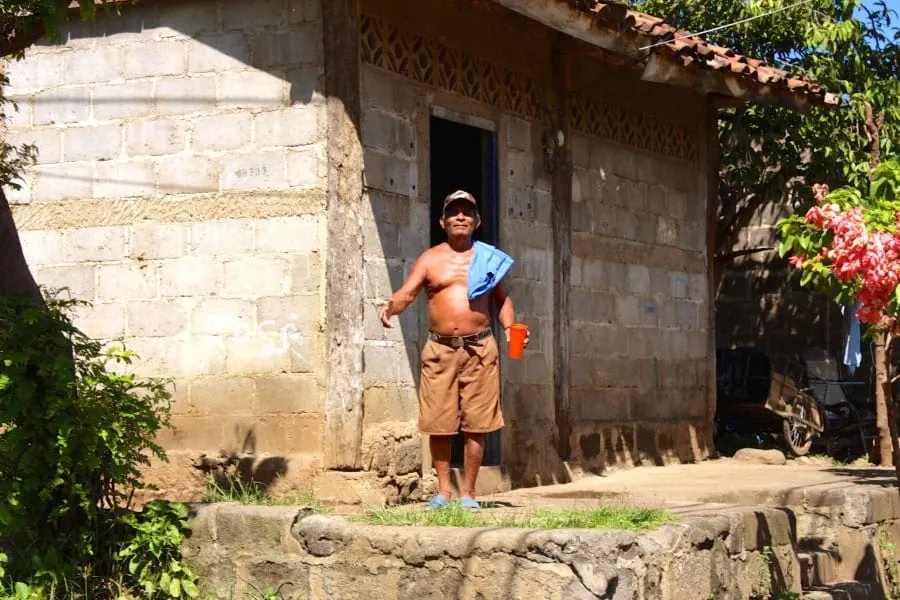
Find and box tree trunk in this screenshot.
[0,186,42,304]
[881,334,900,503]
[874,334,893,465]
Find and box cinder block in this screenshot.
[615,295,641,327]
[129,222,187,260]
[18,229,65,266]
[254,106,320,148]
[5,53,61,94]
[251,27,322,68]
[362,385,418,425]
[507,116,531,152]
[362,109,413,157]
[218,71,285,110]
[33,265,95,301]
[256,216,321,253]
[669,271,690,299]
[126,118,187,157]
[680,222,706,253]
[159,414,224,450]
[97,262,158,301]
[154,77,217,115]
[286,256,321,301]
[163,336,227,377]
[127,299,190,337]
[246,414,323,454]
[219,150,286,191]
[190,219,255,256]
[286,146,324,188]
[188,33,250,73]
[159,256,223,297]
[63,226,126,262]
[626,264,650,295]
[63,47,124,85]
[287,0,321,23]
[191,112,251,152]
[362,150,415,197]
[95,161,156,198]
[256,295,320,334]
[364,260,406,300]
[286,66,323,106]
[74,302,126,340]
[63,124,122,162]
[224,336,292,374]
[7,97,33,130]
[191,377,257,415]
[125,40,187,78]
[614,207,639,240]
[569,288,615,323]
[156,155,220,194]
[33,86,91,126]
[191,297,256,336]
[363,343,417,386]
[6,128,61,165]
[159,1,221,37]
[222,256,289,297]
[92,82,154,121]
[222,0,286,30]
[256,374,320,414]
[117,337,166,377]
[657,216,679,246]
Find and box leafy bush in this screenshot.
[0,292,197,597]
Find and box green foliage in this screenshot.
[777,159,900,310]
[0,292,196,598]
[631,0,900,250]
[116,502,199,599]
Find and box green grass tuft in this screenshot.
[203,475,329,513]
[357,502,675,530]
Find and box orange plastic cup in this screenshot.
[508,324,529,360]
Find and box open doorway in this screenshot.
[429,113,501,467]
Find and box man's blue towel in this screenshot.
[467,241,514,300]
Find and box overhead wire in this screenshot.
[638,0,817,52]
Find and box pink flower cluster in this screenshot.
[796,195,900,324]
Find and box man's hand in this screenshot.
[379,300,395,328]
[504,326,529,348]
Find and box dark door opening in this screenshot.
[429,114,501,468]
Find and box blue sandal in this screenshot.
[460,496,480,509]
[428,494,450,509]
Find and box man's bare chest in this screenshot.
[426,256,471,294]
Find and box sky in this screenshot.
[862,0,900,17]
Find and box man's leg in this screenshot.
[461,432,485,499]
[429,435,453,499]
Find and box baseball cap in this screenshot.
[442,190,478,212]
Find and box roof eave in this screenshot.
[489,0,836,111]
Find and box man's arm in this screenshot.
[380,253,429,328]
[492,281,515,331]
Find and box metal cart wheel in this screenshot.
[782,394,822,456]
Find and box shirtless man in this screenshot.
[380,190,527,509]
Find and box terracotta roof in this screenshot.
[576,0,838,106]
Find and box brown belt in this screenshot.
[428,328,492,348]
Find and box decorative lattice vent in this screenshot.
[360,13,699,163]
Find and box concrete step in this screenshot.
[798,551,838,588]
[803,581,881,600]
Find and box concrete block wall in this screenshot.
[357,65,426,497]
[569,132,710,469]
[8,0,328,496]
[499,115,559,484]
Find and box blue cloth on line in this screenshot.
[842,302,862,375]
[467,241,514,300]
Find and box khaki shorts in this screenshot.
[418,334,504,436]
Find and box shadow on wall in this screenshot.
[575,421,713,476]
[192,426,289,494]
